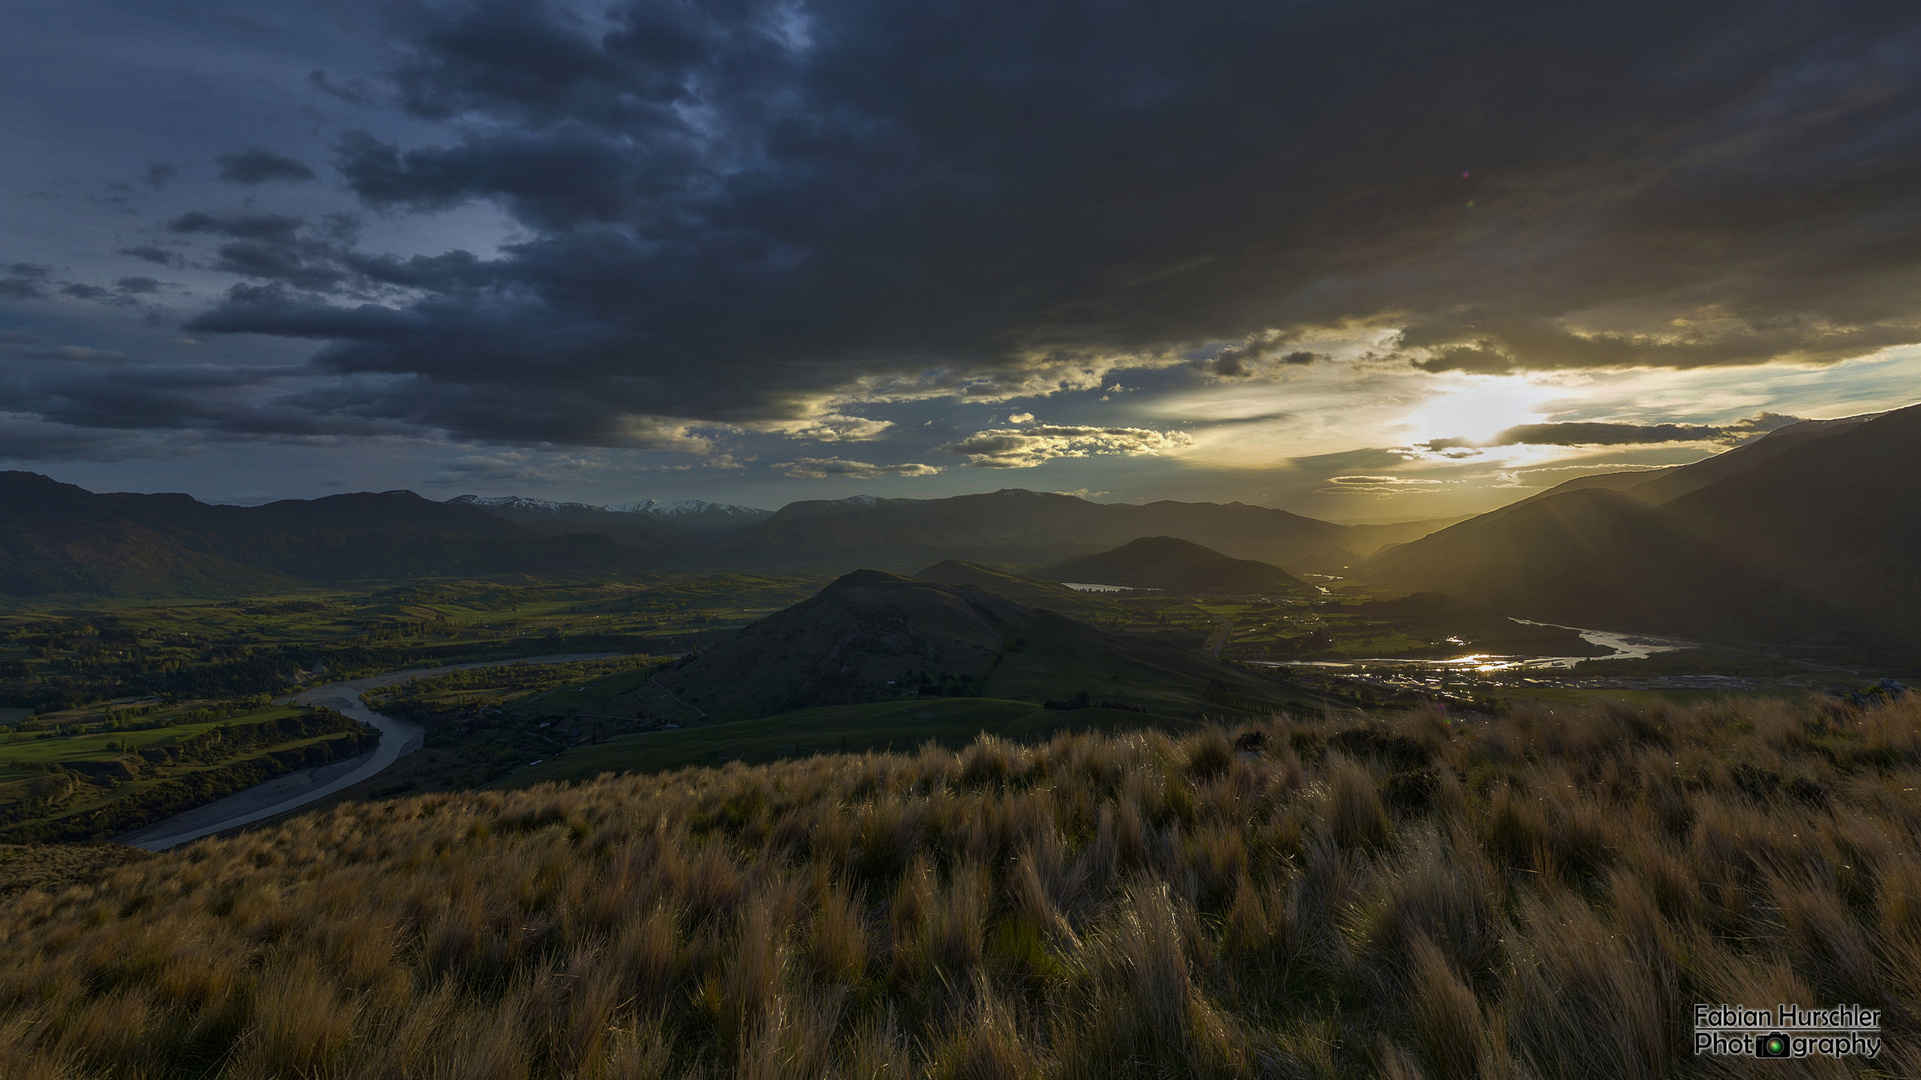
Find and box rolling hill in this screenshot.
[1040,536,1308,594]
[1365,403,1921,648]
[654,569,1316,720]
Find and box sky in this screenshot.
[3,0,1920,521]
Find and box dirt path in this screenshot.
[122,653,624,851]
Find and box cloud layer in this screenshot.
[4,0,1921,510]
[124,0,1921,450]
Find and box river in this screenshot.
[1255,620,1696,673]
[121,652,624,852]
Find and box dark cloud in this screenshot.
[1200,335,1324,378]
[165,212,366,291]
[140,162,180,191]
[168,211,305,244]
[1423,413,1805,449]
[54,276,167,306]
[309,69,378,105]
[0,344,395,450]
[119,245,184,267]
[210,240,348,291]
[214,147,318,184]
[95,0,1921,450]
[0,263,53,300]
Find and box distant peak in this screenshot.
[827,568,912,590]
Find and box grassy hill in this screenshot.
[1041,536,1308,594]
[4,693,1919,1078]
[652,570,1321,722]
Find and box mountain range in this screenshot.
[0,479,1440,597]
[0,472,638,597]
[1364,404,1921,649]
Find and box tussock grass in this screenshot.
[3,695,1921,1077]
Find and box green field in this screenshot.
[0,706,307,767]
[500,697,1199,784]
[0,703,377,842]
[0,571,830,716]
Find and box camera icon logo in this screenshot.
[1756,1032,1790,1058]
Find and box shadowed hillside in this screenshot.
[4,695,1919,1077]
[914,559,1098,611]
[1366,403,1921,648]
[1501,413,1880,512]
[1041,536,1308,594]
[654,569,1307,720]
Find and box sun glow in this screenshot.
[1400,375,1563,445]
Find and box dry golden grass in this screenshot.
[3,694,1919,1077]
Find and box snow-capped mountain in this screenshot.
[449,494,773,532]
[604,499,773,524]
[451,495,594,515]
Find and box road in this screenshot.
[1205,617,1233,658]
[122,652,624,852]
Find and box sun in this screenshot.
[1402,375,1562,446]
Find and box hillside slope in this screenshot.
[655,569,1306,720]
[1041,536,1308,593]
[1512,413,1878,510]
[1365,403,1921,646]
[913,559,1096,611]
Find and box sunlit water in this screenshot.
[1255,619,1696,673]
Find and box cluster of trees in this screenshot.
[896,670,976,698]
[1042,690,1146,712]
